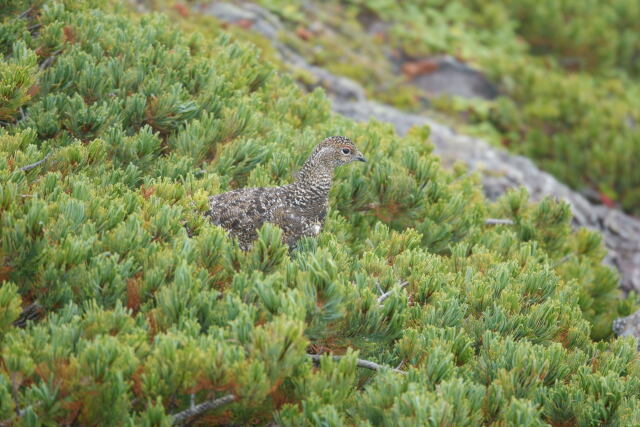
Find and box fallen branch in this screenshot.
[377,281,409,304]
[19,153,51,172]
[484,218,515,225]
[307,353,406,375]
[172,394,237,425]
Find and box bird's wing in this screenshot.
[206,187,281,234]
[271,206,306,232]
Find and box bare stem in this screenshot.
[377,281,409,304]
[307,353,406,375]
[171,353,405,424]
[19,153,51,172]
[172,394,237,425]
[484,218,515,225]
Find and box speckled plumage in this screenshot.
[205,136,366,249]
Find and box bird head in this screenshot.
[311,136,367,168]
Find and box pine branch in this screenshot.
[484,218,514,225]
[19,154,51,172]
[171,354,405,424]
[307,354,406,374]
[378,281,409,304]
[171,394,237,425]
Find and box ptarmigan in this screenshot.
[205,136,366,250]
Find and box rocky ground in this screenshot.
[195,1,640,343]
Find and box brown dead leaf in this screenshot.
[27,84,40,97]
[63,26,75,43]
[140,184,155,200]
[0,265,12,281]
[126,273,143,313]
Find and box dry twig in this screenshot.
[19,153,51,172]
[484,218,515,225]
[172,394,237,425]
[307,353,406,374]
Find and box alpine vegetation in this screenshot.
[206,136,366,250]
[0,1,638,425]
[248,0,640,214]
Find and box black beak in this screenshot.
[356,155,367,162]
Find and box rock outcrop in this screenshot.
[613,311,640,350]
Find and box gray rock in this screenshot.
[201,2,254,23]
[355,9,498,100]
[612,311,640,350]
[199,2,281,40]
[408,55,499,100]
[201,2,365,102]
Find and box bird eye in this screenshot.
[341,148,351,155]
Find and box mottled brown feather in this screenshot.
[205,136,366,249]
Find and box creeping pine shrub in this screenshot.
[247,0,640,214]
[0,1,638,425]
